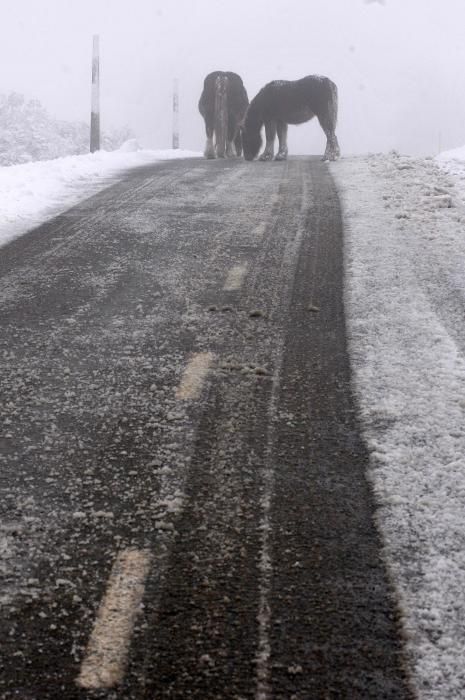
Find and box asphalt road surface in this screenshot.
[0,157,415,699]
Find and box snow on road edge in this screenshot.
[0,147,201,248]
[331,152,465,699]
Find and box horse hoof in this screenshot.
[274,154,287,161]
[259,153,273,161]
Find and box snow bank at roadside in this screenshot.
[0,146,201,248]
[436,146,465,209]
[331,150,465,699]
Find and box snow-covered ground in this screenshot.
[0,142,201,247]
[2,144,465,697]
[331,148,465,700]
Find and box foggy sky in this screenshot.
[1,0,465,156]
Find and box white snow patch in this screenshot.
[117,138,142,152]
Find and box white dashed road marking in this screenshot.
[176,352,214,400]
[77,548,152,689]
[223,264,248,291]
[253,222,267,239]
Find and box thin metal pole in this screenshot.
[90,35,100,153]
[172,79,179,149]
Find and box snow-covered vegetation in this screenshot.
[0,92,132,166]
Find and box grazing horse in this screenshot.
[242,75,340,162]
[198,71,249,159]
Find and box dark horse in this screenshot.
[198,71,249,159]
[242,75,340,162]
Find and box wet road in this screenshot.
[0,157,414,698]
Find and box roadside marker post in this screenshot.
[90,35,100,153]
[172,79,180,149]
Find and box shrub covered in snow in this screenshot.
[0,92,133,166]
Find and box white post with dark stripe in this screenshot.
[172,78,180,149]
[90,34,100,153]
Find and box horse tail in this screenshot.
[214,74,228,158]
[234,130,243,157]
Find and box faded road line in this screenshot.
[223,264,248,291]
[252,222,267,239]
[77,549,152,689]
[176,352,214,400]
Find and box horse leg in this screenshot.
[275,121,288,161]
[259,120,276,161]
[204,119,216,159]
[317,114,340,161]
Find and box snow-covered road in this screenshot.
[1,144,465,697]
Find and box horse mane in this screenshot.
[242,102,263,160]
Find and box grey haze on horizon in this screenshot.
[1,0,464,157]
